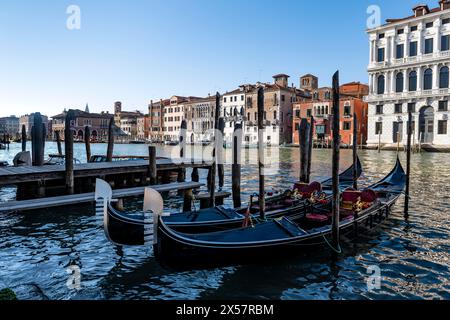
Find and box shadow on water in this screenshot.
[0,143,449,300]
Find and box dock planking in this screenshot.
[0,158,213,185]
[0,181,204,212]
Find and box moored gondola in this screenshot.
[153,158,406,267]
[94,159,363,245]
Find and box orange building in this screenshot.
[292,78,369,146]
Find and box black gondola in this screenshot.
[154,158,406,267]
[95,159,363,245]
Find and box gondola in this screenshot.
[95,159,363,245]
[154,158,406,267]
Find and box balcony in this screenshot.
[369,51,450,70]
[365,88,450,102]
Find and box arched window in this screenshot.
[409,71,417,92]
[377,75,385,94]
[439,66,449,88]
[396,72,404,93]
[424,68,433,90]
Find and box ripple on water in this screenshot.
[0,145,449,299]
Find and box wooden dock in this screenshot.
[0,159,212,185]
[0,181,204,213]
[0,158,213,200]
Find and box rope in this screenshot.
[321,232,342,254]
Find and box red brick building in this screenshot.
[292,76,369,146]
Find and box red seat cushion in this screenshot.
[306,214,328,223]
[361,189,377,203]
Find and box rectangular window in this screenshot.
[396,44,404,59]
[224,97,227,103]
[378,33,385,39]
[306,109,312,117]
[409,41,418,56]
[241,95,244,101]
[343,122,351,130]
[295,110,300,118]
[408,103,416,113]
[441,35,450,51]
[375,122,383,135]
[425,38,434,54]
[281,95,285,102]
[376,105,383,115]
[426,22,434,28]
[410,25,418,32]
[438,120,448,135]
[394,104,403,114]
[439,100,448,111]
[443,18,450,25]
[377,48,385,62]
[397,29,404,35]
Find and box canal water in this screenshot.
[0,143,448,300]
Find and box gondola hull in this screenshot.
[154,159,406,268]
[100,159,363,245]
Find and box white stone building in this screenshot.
[163,96,188,142]
[366,1,450,147]
[221,87,247,146]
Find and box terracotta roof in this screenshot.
[382,3,447,27]
[272,74,290,78]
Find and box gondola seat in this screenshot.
[305,213,328,223]
[293,181,322,199]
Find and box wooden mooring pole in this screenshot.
[232,122,242,208]
[257,87,266,220]
[217,117,225,190]
[331,71,341,253]
[106,118,114,162]
[178,120,187,183]
[307,116,314,183]
[65,110,75,195]
[85,126,91,162]
[352,113,358,190]
[148,146,157,185]
[56,131,63,156]
[31,112,45,166]
[208,92,221,208]
[298,118,310,183]
[404,111,412,219]
[21,125,27,152]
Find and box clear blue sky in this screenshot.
[0,0,439,117]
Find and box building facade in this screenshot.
[51,109,113,142]
[221,87,247,145]
[0,116,20,136]
[366,1,450,147]
[292,77,369,146]
[113,101,145,140]
[163,96,189,142]
[186,95,216,143]
[148,99,170,143]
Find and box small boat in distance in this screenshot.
[164,140,179,146]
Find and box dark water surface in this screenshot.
[0,143,449,300]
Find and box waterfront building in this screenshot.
[292,77,369,146]
[185,95,217,144]
[148,99,170,143]
[221,87,247,146]
[0,115,20,136]
[51,109,113,142]
[163,96,191,142]
[113,101,145,140]
[241,74,310,146]
[366,0,450,147]
[19,113,49,139]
